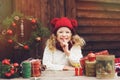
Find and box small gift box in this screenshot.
[75,67,83,76]
[114,58,120,76]
[96,55,115,79]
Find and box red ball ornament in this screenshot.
[13,63,19,67]
[7,39,13,44]
[31,18,36,24]
[7,29,13,35]
[23,45,29,50]
[12,22,16,27]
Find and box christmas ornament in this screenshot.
[7,39,13,44]
[23,45,29,50]
[31,18,36,24]
[12,22,16,27]
[7,29,13,35]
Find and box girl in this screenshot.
[42,17,85,70]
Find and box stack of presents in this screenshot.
[79,50,120,79]
[0,58,42,79]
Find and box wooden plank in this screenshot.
[77,27,120,34]
[49,0,65,18]
[80,34,120,41]
[83,41,120,50]
[65,0,76,18]
[40,0,48,25]
[77,10,120,19]
[76,1,120,12]
[78,19,120,27]
[76,0,120,4]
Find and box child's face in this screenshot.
[56,27,72,43]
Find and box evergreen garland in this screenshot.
[0,11,50,50]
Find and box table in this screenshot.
[3,71,120,80]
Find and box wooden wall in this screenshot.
[1,0,120,61]
[75,0,120,57]
[13,0,65,27]
[0,0,13,25]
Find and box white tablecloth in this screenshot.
[2,71,120,80]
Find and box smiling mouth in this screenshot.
[61,38,67,41]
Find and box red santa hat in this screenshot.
[50,17,78,34]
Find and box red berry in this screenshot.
[5,72,11,77]
[13,63,19,67]
[10,69,15,74]
[2,59,10,65]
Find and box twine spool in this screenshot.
[22,61,31,78]
[31,60,41,77]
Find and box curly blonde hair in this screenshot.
[46,34,86,52]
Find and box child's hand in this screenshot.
[61,39,70,56]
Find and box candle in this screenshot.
[20,20,24,37]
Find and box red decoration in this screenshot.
[87,52,96,62]
[12,22,16,27]
[13,63,19,67]
[1,59,20,78]
[80,56,88,68]
[10,69,15,75]
[79,67,83,76]
[75,67,79,76]
[23,45,29,50]
[75,67,83,76]
[2,59,10,65]
[7,29,13,35]
[5,72,12,77]
[8,39,13,44]
[31,18,36,24]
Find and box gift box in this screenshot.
[80,50,109,73]
[114,58,120,76]
[74,67,83,76]
[96,55,115,79]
